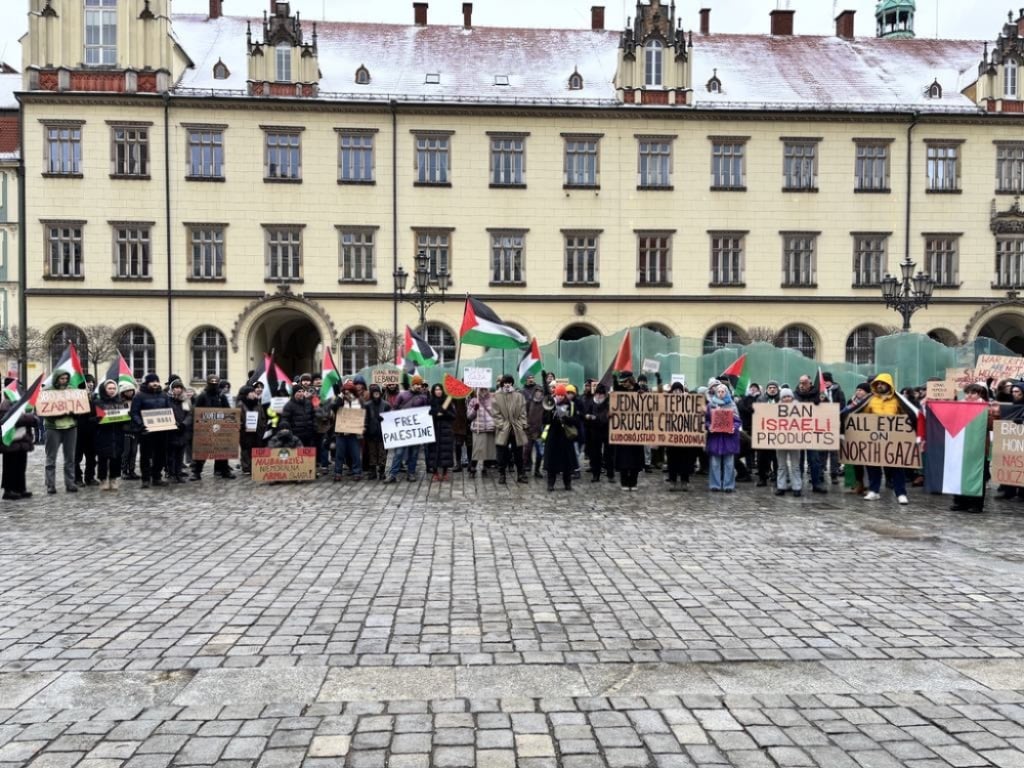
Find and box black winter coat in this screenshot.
[280,396,316,446]
[168,397,193,448]
[427,395,455,470]
[364,397,390,442]
[130,388,172,431]
[94,393,127,458]
[0,400,36,454]
[543,400,580,473]
[194,387,230,409]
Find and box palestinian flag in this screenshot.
[924,400,989,497]
[517,338,542,384]
[1,375,42,446]
[599,331,633,390]
[104,353,136,389]
[3,379,19,402]
[320,347,341,401]
[274,362,293,396]
[404,325,438,367]
[42,343,86,389]
[720,354,750,397]
[247,353,278,404]
[95,402,131,424]
[459,297,529,350]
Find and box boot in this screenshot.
[110,478,120,492]
[533,461,542,478]
[668,480,680,492]
[99,478,110,491]
[517,472,528,484]
[851,483,864,495]
[498,472,507,485]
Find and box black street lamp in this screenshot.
[393,249,450,330]
[880,256,935,332]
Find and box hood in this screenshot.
[871,373,896,398]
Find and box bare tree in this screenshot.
[0,326,48,364]
[747,326,781,345]
[371,328,402,366]
[81,325,121,379]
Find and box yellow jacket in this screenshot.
[862,372,902,416]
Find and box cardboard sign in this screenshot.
[252,447,317,483]
[752,402,840,450]
[992,420,1024,487]
[372,368,401,387]
[609,392,706,447]
[642,358,661,373]
[946,367,983,390]
[840,413,921,469]
[381,406,436,449]
[334,405,366,435]
[925,380,957,401]
[37,389,90,416]
[270,396,289,412]
[98,406,131,424]
[710,407,735,434]
[463,367,493,389]
[670,374,686,388]
[975,355,1024,383]
[141,408,177,433]
[192,408,240,460]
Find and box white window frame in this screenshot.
[264,226,303,282]
[275,43,292,82]
[340,328,379,375]
[781,233,817,287]
[845,327,879,365]
[111,125,149,177]
[855,141,891,191]
[996,142,1024,193]
[637,138,672,188]
[490,136,526,186]
[186,127,224,179]
[644,39,663,87]
[264,129,302,181]
[783,140,818,191]
[636,232,672,286]
[414,230,451,280]
[995,236,1024,288]
[188,224,226,280]
[852,233,888,287]
[924,234,960,288]
[113,223,151,279]
[710,139,746,189]
[414,133,451,185]
[563,232,599,286]
[779,327,817,359]
[424,324,456,365]
[45,222,84,279]
[563,136,600,188]
[44,123,83,176]
[118,326,156,380]
[84,0,117,67]
[337,131,375,183]
[926,142,960,192]
[709,232,745,286]
[191,328,228,382]
[338,227,376,283]
[489,230,526,285]
[1006,59,1018,99]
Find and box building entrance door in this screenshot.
[248,308,322,384]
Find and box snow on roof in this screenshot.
[169,14,987,113]
[0,73,21,110]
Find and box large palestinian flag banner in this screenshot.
[924,400,989,497]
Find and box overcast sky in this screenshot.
[0,0,1011,69]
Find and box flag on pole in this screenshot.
[923,400,990,497]
[246,353,273,404]
[2,378,19,402]
[720,354,750,397]
[459,297,529,350]
[517,338,543,384]
[404,325,438,367]
[599,331,633,390]
[320,347,342,401]
[104,353,136,389]
[274,362,293,396]
[42,343,86,389]
[1,374,43,446]
[817,367,829,401]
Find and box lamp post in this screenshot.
[393,249,450,331]
[880,256,935,332]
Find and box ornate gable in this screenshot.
[975,9,1024,113]
[614,0,692,106]
[247,1,320,98]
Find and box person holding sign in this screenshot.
[129,374,172,488]
[332,382,365,481]
[706,383,742,492]
[855,373,916,505]
[93,379,127,491]
[773,388,803,497]
[237,385,266,475]
[542,383,580,492]
[43,371,79,496]
[190,375,236,481]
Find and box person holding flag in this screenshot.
[94,378,127,491]
[43,371,80,495]
[0,376,39,501]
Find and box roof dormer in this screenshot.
[247,1,320,98]
[974,9,1024,113]
[614,0,692,105]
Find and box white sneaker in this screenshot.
[897,494,909,505]
[863,491,880,501]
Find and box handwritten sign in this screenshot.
[642,358,661,373]
[670,374,686,388]
[992,420,1024,487]
[710,408,735,434]
[840,413,921,469]
[372,368,401,387]
[609,392,705,447]
[98,406,131,424]
[381,406,436,450]
[141,408,177,433]
[334,405,366,435]
[38,389,90,416]
[252,447,317,483]
[926,380,957,401]
[975,355,1024,383]
[245,411,259,432]
[192,408,240,460]
[270,396,289,412]
[752,402,840,450]
[946,368,983,391]
[463,367,493,389]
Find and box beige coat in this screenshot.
[491,390,528,447]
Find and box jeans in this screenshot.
[867,466,906,497]
[335,435,362,476]
[776,449,803,491]
[389,445,419,478]
[806,450,825,489]
[709,454,736,490]
[44,427,77,491]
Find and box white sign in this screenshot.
[381,406,436,450]
[270,397,289,412]
[642,358,660,373]
[463,367,493,389]
[671,374,686,388]
[245,411,259,432]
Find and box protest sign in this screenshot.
[752,402,840,450]
[609,392,705,447]
[141,408,177,433]
[252,447,317,483]
[270,396,289,412]
[372,368,401,387]
[245,411,259,432]
[37,389,90,416]
[335,406,366,435]
[642,358,660,373]
[463,367,493,389]
[926,380,957,401]
[945,367,983,390]
[192,408,240,461]
[974,355,1024,383]
[992,420,1024,487]
[710,408,735,434]
[840,413,921,469]
[98,406,131,424]
[670,374,686,388]
[381,406,436,450]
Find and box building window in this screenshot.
[265,130,301,181]
[778,326,817,359]
[1006,59,1019,98]
[339,228,375,282]
[45,124,82,175]
[49,325,88,371]
[188,225,225,280]
[636,233,671,286]
[414,134,450,185]
[191,328,228,382]
[563,136,599,188]
[852,234,887,287]
[84,0,117,66]
[265,227,303,281]
[644,39,663,86]
[355,65,371,85]
[638,138,672,188]
[111,126,149,177]
[995,237,1024,288]
[568,71,583,90]
[564,232,599,286]
[855,141,890,191]
[415,231,450,280]
[703,325,745,354]
[996,143,1024,193]
[45,223,84,278]
[275,44,291,81]
[782,233,817,287]
[187,128,224,179]
[490,136,525,186]
[424,324,456,365]
[339,328,379,375]
[213,59,230,80]
[338,132,374,183]
[709,232,745,286]
[711,140,745,189]
[783,140,818,191]
[926,143,960,191]
[924,235,959,287]
[845,326,879,365]
[113,224,151,279]
[488,231,525,285]
[118,326,156,380]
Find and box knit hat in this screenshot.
[779,387,794,399]
[143,373,160,384]
[353,374,366,386]
[855,381,872,395]
[554,383,568,397]
[118,381,136,393]
[411,374,424,386]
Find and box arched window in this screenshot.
[928,328,958,347]
[778,325,817,359]
[340,328,379,375]
[644,323,673,338]
[644,39,663,87]
[118,326,156,380]
[568,71,583,90]
[275,43,291,82]
[355,65,370,85]
[423,323,456,365]
[213,58,230,80]
[48,324,88,371]
[191,328,227,382]
[703,325,747,354]
[1006,59,1019,99]
[845,326,880,365]
[926,79,942,99]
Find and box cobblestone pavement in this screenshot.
[1,456,1023,767]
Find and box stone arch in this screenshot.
[927,328,959,347]
[230,287,338,354]
[558,322,600,342]
[777,323,819,360]
[643,322,674,338]
[961,299,1024,353]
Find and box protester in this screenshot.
[841,382,873,495]
[543,382,579,491]
[451,395,470,472]
[0,384,36,500]
[613,372,645,491]
[794,374,827,493]
[332,381,365,481]
[43,372,78,495]
[492,374,528,484]
[467,386,496,476]
[190,374,236,480]
[664,381,695,492]
[706,382,742,492]
[279,386,316,448]
[363,384,389,480]
[130,373,171,488]
[950,383,996,513]
[754,381,781,486]
[383,375,429,483]
[119,381,140,480]
[583,383,612,483]
[773,388,802,497]
[74,375,98,487]
[426,383,455,481]
[524,385,546,478]
[92,378,125,491]
[858,372,915,505]
[167,380,193,483]
[236,384,265,476]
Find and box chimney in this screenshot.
[699,8,710,35]
[1019,8,1024,36]
[835,9,855,39]
[209,0,222,20]
[591,6,605,31]
[770,9,794,36]
[462,2,472,28]
[413,2,428,26]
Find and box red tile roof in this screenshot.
[0,115,19,154]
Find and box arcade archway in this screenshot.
[248,308,322,380]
